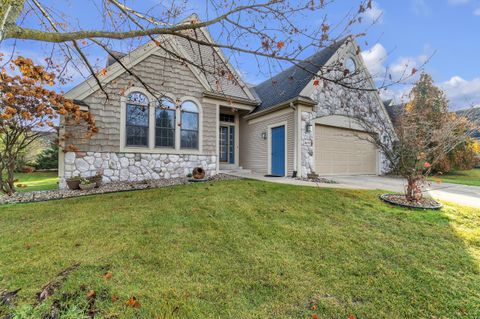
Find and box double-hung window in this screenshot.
[125,92,149,147]
[180,101,199,149]
[155,97,176,148]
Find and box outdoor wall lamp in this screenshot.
[261,132,267,140]
[306,124,313,133]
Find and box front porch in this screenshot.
[215,104,296,178]
[218,106,248,171]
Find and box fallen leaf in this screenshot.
[313,79,320,87]
[348,315,356,319]
[86,290,96,299]
[104,271,113,280]
[311,304,317,310]
[111,295,119,302]
[125,296,141,308]
[312,314,319,319]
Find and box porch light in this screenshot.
[306,124,313,133]
[261,132,267,140]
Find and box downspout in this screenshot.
[290,102,298,177]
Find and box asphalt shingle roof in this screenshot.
[384,103,404,124]
[251,38,348,113]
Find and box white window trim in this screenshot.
[267,121,288,177]
[120,88,203,155]
[218,110,239,166]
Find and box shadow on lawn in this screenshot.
[0,181,479,318]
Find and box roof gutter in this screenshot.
[244,96,315,120]
[202,91,259,106]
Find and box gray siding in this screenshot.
[176,33,251,100]
[239,110,295,176]
[65,54,217,155]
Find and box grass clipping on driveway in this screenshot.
[0,180,479,318]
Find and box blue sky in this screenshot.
[357,0,480,109]
[1,0,479,109]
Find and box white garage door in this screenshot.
[315,125,378,175]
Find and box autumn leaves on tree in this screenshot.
[0,56,97,194]
[355,73,476,202]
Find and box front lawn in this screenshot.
[0,180,479,318]
[13,171,58,192]
[430,168,480,186]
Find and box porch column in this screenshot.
[215,103,220,174]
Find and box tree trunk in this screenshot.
[0,153,17,196]
[405,175,423,202]
[6,159,15,195]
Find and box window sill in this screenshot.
[120,146,205,155]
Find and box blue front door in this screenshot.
[271,125,285,176]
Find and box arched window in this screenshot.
[180,100,199,149]
[126,92,149,147]
[155,97,176,148]
[345,57,356,74]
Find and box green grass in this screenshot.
[430,168,480,186]
[13,171,58,192]
[0,180,479,318]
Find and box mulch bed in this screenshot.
[0,174,240,205]
[380,194,443,210]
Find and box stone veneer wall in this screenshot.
[60,151,216,189]
[300,111,316,177]
[300,77,393,177]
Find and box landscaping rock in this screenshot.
[0,174,240,205]
[380,194,443,210]
[296,177,338,184]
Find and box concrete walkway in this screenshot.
[224,171,480,209]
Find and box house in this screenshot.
[60,18,393,188]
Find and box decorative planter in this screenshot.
[380,194,443,210]
[66,179,81,190]
[79,183,96,191]
[88,175,102,188]
[192,167,205,180]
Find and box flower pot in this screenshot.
[192,167,205,179]
[79,183,96,191]
[88,175,102,188]
[66,179,81,190]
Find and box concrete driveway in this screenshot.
[224,171,480,209]
[331,175,480,208]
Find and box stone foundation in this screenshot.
[61,151,217,189]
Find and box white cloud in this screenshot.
[362,43,427,82]
[474,7,480,15]
[363,1,384,23]
[361,43,443,106]
[361,43,388,77]
[441,76,480,109]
